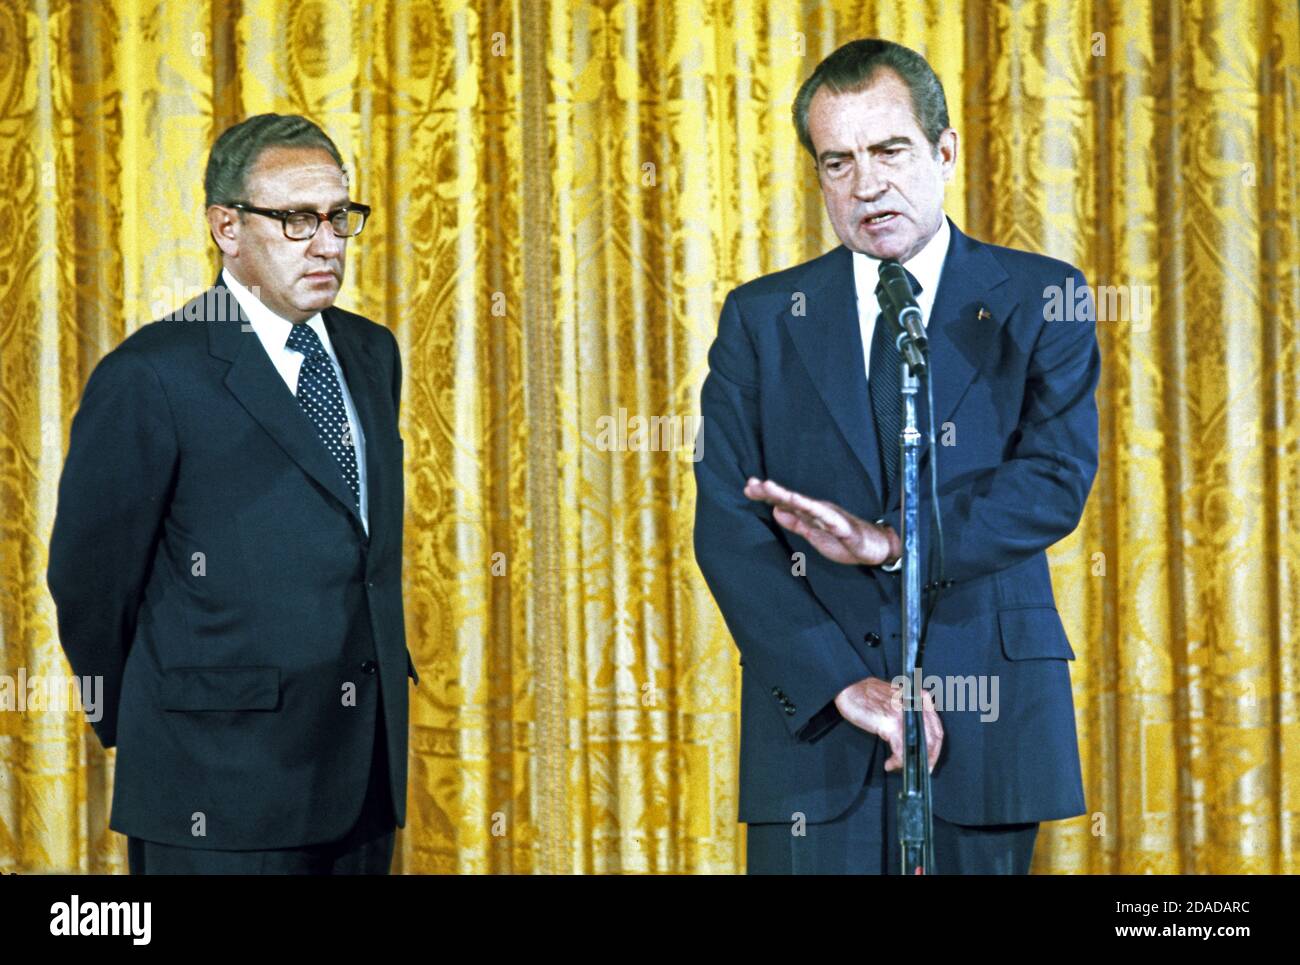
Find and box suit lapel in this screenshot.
[785,219,1017,514]
[909,219,1015,506]
[323,304,390,556]
[785,246,887,511]
[205,280,379,541]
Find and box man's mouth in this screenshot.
[862,212,899,225]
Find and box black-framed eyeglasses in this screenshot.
[225,201,371,240]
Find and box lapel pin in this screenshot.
[978,307,991,321]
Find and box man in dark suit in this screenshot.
[693,39,1099,874]
[47,113,416,874]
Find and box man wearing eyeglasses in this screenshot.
[47,113,414,874]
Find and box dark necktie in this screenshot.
[286,322,360,511]
[869,266,922,508]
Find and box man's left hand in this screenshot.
[743,477,901,567]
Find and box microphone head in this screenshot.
[899,305,927,347]
[877,259,908,287]
[876,259,919,315]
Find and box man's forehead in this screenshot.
[247,146,348,193]
[809,77,922,148]
[812,75,914,122]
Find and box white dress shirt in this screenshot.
[851,216,951,570]
[851,214,951,379]
[222,268,369,535]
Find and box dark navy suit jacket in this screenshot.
[47,280,417,850]
[693,218,1099,826]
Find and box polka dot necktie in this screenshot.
[869,266,922,509]
[286,322,360,512]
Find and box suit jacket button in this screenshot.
[360,660,378,674]
[863,632,881,646]
[784,705,796,715]
[771,687,780,697]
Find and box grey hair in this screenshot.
[792,38,950,158]
[204,113,345,207]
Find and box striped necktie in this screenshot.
[868,266,922,509]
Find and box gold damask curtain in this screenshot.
[1,0,1296,873]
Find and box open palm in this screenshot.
[742,477,895,566]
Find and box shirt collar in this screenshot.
[851,215,951,315]
[221,267,328,351]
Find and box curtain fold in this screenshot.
[1,0,1296,873]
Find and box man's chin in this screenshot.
[279,298,335,323]
[847,231,916,262]
[295,283,340,310]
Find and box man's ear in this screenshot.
[938,128,958,182]
[206,205,240,257]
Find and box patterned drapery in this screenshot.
[1,0,1297,873]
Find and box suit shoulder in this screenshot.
[110,281,247,359]
[965,234,1085,286]
[106,312,209,369]
[329,304,397,352]
[728,246,844,305]
[72,323,177,411]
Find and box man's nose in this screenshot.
[307,221,346,257]
[851,157,887,201]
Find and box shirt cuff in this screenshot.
[875,518,902,571]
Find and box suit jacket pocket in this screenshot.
[160,666,281,711]
[997,606,1077,661]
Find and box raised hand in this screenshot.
[743,477,900,567]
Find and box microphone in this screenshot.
[877,259,928,352]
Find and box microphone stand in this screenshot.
[894,326,931,875]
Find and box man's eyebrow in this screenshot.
[817,135,914,164]
[276,198,352,210]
